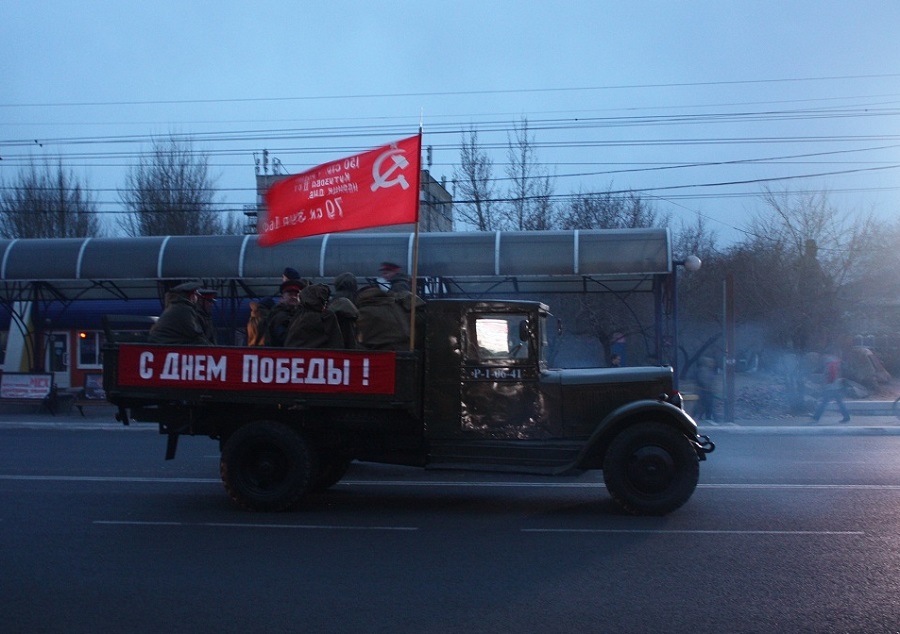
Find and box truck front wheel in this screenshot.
[603,422,699,515]
[220,421,317,511]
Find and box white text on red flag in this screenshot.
[259,134,421,246]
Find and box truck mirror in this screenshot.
[519,319,530,342]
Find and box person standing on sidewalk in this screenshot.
[693,356,718,422]
[812,350,851,423]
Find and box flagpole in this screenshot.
[408,130,423,352]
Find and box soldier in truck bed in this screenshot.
[356,285,411,351]
[378,261,411,294]
[197,288,218,344]
[148,281,212,346]
[328,272,360,349]
[246,297,274,346]
[284,283,344,349]
[265,278,304,347]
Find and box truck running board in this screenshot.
[427,440,582,475]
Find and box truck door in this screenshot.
[457,312,551,439]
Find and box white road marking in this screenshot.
[94,520,417,531]
[699,483,900,490]
[342,480,900,491]
[521,529,865,535]
[4,474,900,490]
[0,475,217,483]
[0,476,876,535]
[341,480,605,488]
[90,521,860,536]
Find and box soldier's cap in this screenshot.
[379,261,401,272]
[280,279,303,294]
[172,281,202,293]
[283,267,301,280]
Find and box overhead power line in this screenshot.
[2,73,900,108]
[2,76,899,243]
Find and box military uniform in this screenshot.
[148,281,211,345]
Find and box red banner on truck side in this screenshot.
[116,345,397,394]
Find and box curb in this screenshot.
[0,419,153,431]
[699,424,900,436]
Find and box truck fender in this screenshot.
[575,399,701,470]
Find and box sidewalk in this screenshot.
[697,399,900,435]
[0,401,130,428]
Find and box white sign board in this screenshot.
[0,373,53,400]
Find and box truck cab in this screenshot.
[422,301,708,488]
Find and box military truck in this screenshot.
[103,298,714,515]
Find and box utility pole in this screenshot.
[723,273,736,422]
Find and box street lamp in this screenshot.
[671,255,702,391]
[681,254,702,273]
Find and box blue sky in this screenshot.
[2,0,900,244]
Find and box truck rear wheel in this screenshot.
[220,421,316,511]
[603,422,699,515]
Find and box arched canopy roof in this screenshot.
[0,228,673,303]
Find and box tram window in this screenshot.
[78,331,104,368]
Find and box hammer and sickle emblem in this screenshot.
[371,145,410,192]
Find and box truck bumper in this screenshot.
[694,433,716,459]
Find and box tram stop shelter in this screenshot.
[0,228,684,385]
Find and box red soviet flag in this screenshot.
[259,134,421,246]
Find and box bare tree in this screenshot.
[864,216,900,307]
[118,135,233,236]
[0,159,102,238]
[861,218,900,371]
[452,128,500,231]
[730,187,878,352]
[504,118,556,230]
[525,170,555,231]
[755,188,857,282]
[673,214,718,262]
[559,187,660,230]
[671,215,722,377]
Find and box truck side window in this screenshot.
[473,315,530,361]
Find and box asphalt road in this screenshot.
[2,422,900,633]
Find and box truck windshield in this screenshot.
[474,314,530,360]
